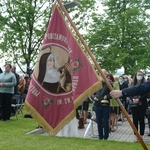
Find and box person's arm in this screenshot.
[122,81,150,96]
[110,90,123,98]
[110,81,150,98]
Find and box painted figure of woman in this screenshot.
[38,52,66,93]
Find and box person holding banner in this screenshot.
[110,81,150,98]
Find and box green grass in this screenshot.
[0,109,150,150]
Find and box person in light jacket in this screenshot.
[0,64,16,121]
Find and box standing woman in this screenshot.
[93,69,112,140]
[106,74,119,132]
[0,64,16,121]
[129,70,148,142]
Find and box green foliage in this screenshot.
[0,0,52,72]
[85,0,150,75]
[1,0,149,75]
[0,0,98,72]
[60,0,98,32]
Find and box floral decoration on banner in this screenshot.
[41,97,53,110]
[66,83,72,92]
[71,58,83,73]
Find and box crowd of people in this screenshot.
[0,65,31,121]
[77,69,150,142]
[0,64,150,143]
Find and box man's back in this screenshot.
[11,66,20,94]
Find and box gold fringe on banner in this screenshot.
[25,101,76,136]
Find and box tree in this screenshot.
[0,0,97,73]
[86,0,150,75]
[0,0,52,72]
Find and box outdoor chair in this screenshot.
[17,94,26,114]
[11,94,24,120]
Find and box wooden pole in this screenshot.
[57,0,148,149]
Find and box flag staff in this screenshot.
[57,0,148,149]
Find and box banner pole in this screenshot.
[57,0,148,149]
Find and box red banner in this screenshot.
[25,5,101,135]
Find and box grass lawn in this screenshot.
[0,109,150,150]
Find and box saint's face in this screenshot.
[47,58,54,69]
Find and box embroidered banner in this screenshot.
[25,5,101,135]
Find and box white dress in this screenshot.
[57,118,79,137]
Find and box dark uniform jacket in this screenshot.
[94,81,112,106]
[122,81,150,97]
